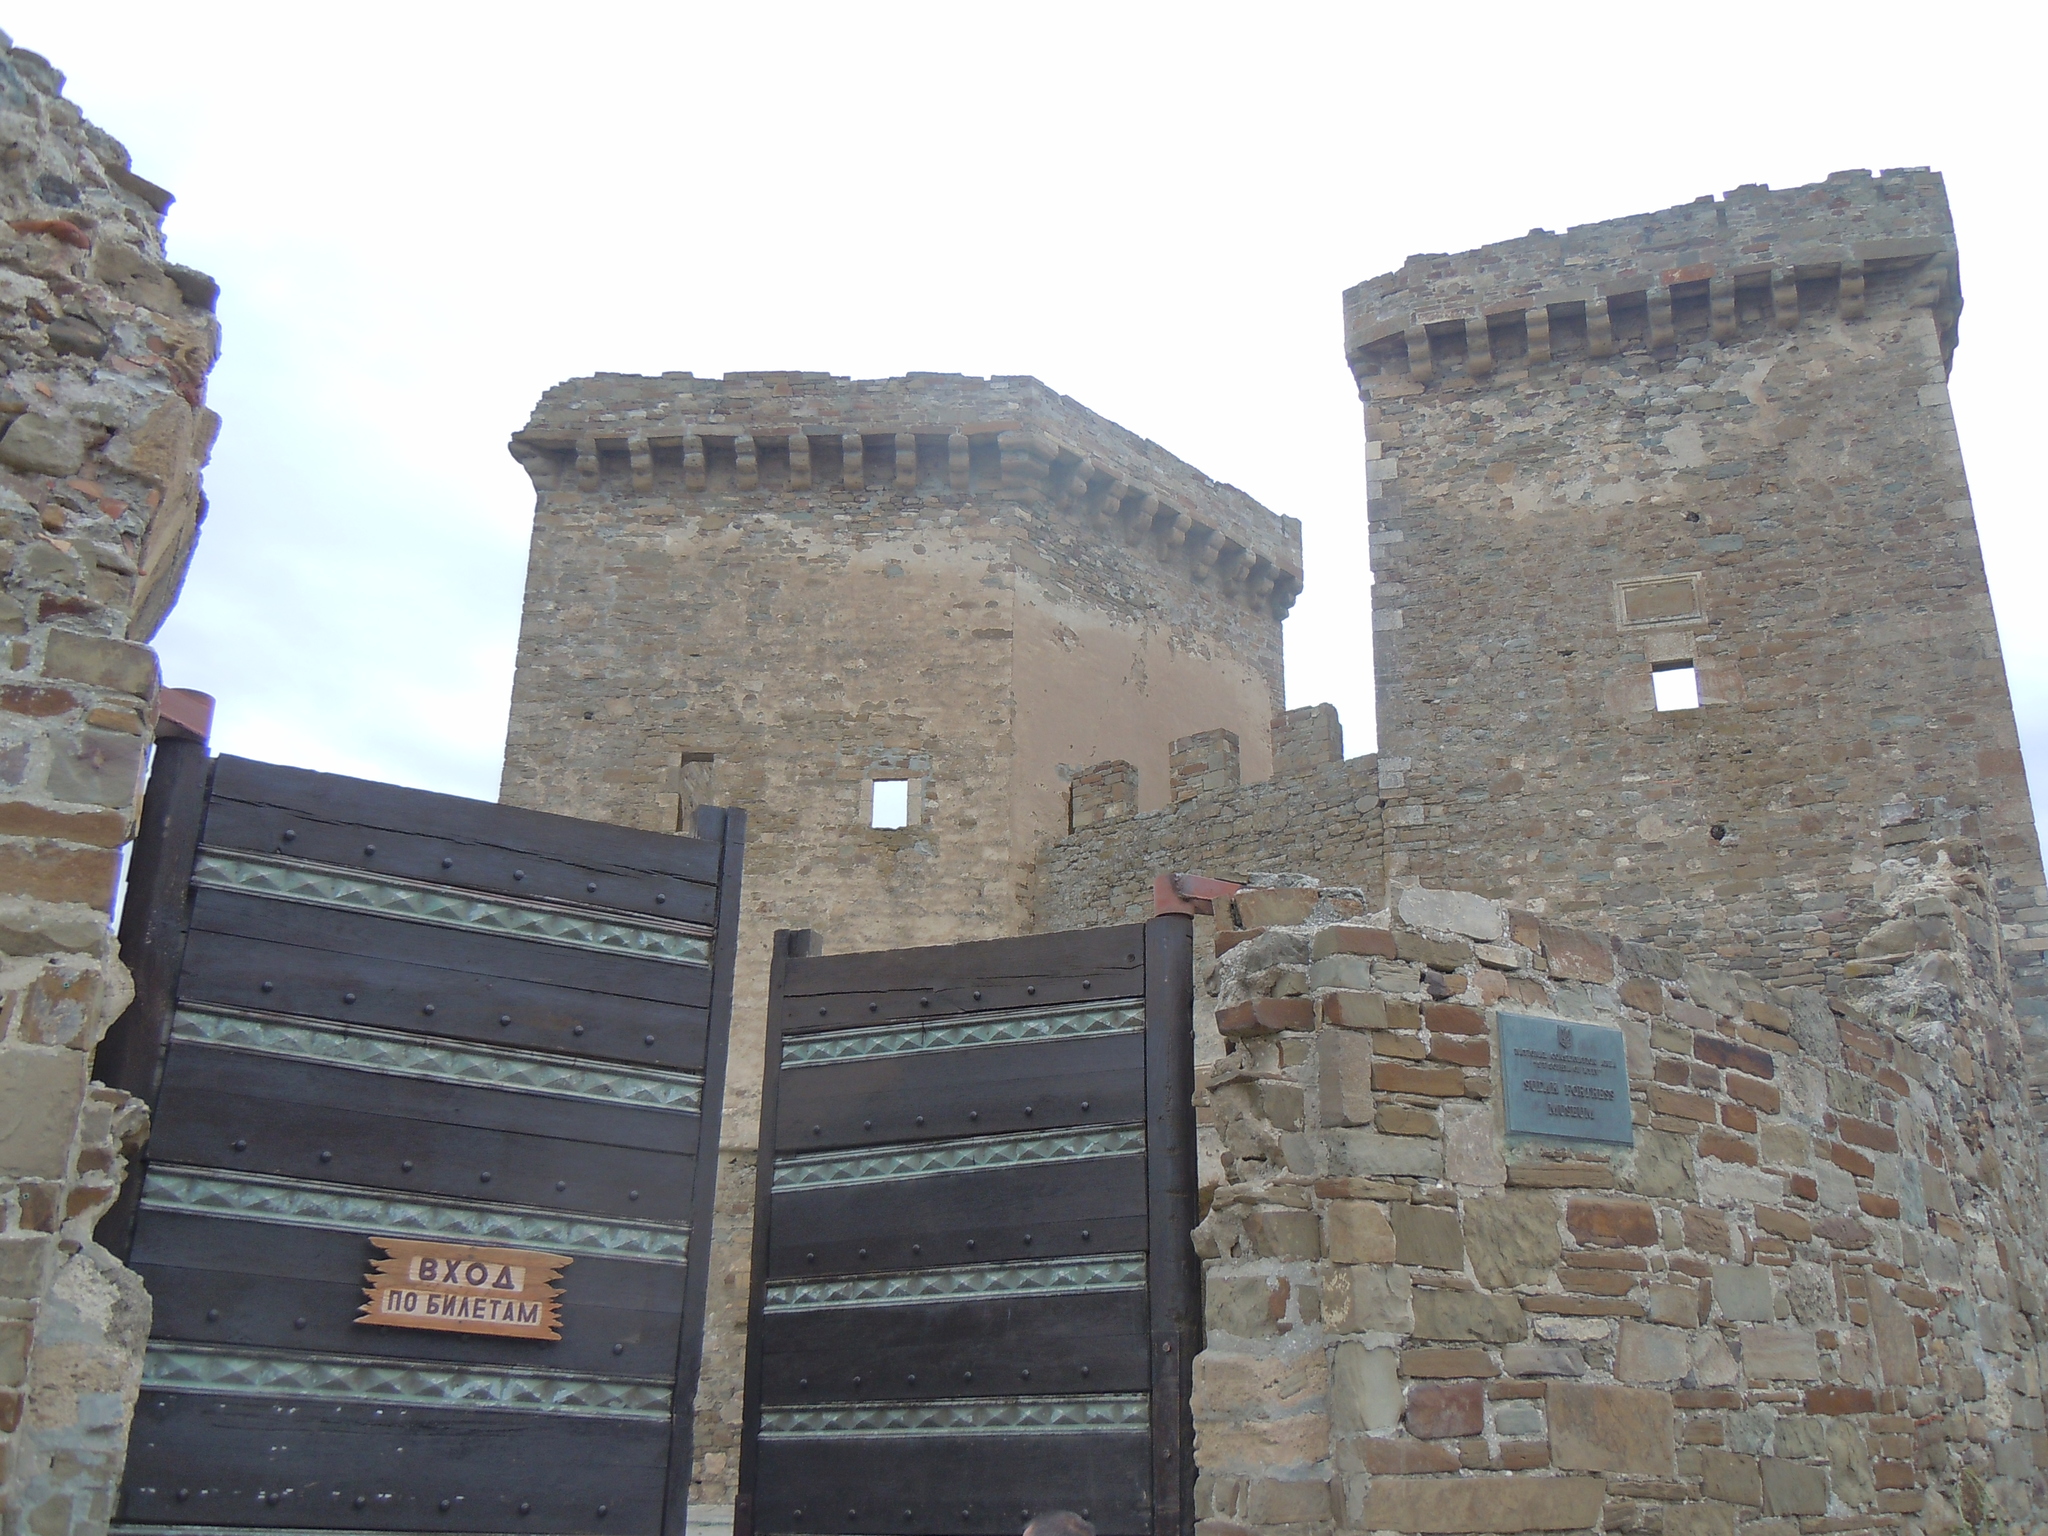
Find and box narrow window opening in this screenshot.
[1652,662,1700,712]
[870,779,911,829]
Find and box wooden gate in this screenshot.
[737,919,1198,1536]
[97,743,743,1536]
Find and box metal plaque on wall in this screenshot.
[1500,1012,1633,1145]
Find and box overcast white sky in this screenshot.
[19,3,2047,850]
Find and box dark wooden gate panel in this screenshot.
[737,918,1197,1536]
[97,750,744,1536]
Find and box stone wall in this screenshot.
[1342,170,2048,1112]
[0,34,219,1536]
[500,370,1299,1508]
[1191,850,2048,1535]
[1035,707,1384,931]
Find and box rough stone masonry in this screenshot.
[1343,171,2048,1112]
[0,33,220,1536]
[499,371,1302,1504]
[1193,849,2047,1535]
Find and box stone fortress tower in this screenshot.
[1341,169,2048,1103]
[498,371,1302,1497]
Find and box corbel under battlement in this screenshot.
[1343,169,1965,390]
[1345,240,1958,390]
[507,374,1304,618]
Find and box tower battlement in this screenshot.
[509,370,1302,618]
[1341,168,2048,1108]
[1345,169,1961,387]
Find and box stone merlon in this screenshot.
[508,370,1303,616]
[1343,168,1961,379]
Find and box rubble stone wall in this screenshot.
[1343,170,2048,1111]
[1036,707,1385,931]
[1191,852,2048,1536]
[0,34,219,1536]
[499,370,1300,1506]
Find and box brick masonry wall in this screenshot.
[1343,170,2048,1115]
[1190,848,2048,1536]
[1035,708,1385,931]
[0,35,220,1536]
[500,370,1299,1507]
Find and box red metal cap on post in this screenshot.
[156,688,215,744]
[1152,872,1243,917]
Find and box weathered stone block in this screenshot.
[1713,1264,1775,1322]
[43,631,160,698]
[1312,926,1397,961]
[1699,1449,1762,1505]
[0,1048,88,1179]
[1740,1326,1820,1382]
[1390,1203,1463,1270]
[1241,1478,1330,1527]
[1405,1379,1483,1438]
[1319,1028,1374,1127]
[1243,1208,1319,1260]
[1628,1127,1697,1199]
[1328,1129,1442,1179]
[1503,1345,1585,1377]
[1760,1457,1829,1516]
[1615,1321,1691,1383]
[1411,1289,1524,1344]
[1397,886,1502,941]
[1235,887,1318,928]
[1205,1274,1288,1337]
[1324,1201,1394,1264]
[1323,1264,1411,1334]
[1465,1191,1561,1287]
[1192,1347,1326,1417]
[1566,1196,1657,1248]
[1320,989,1388,1030]
[0,413,86,475]
[1547,1381,1675,1475]
[1354,1474,1606,1533]
[1329,1341,1399,1431]
[1665,1505,1739,1536]
[1441,1101,1505,1187]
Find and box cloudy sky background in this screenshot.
[17,3,2047,851]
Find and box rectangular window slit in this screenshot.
[1652,662,1700,712]
[870,780,910,829]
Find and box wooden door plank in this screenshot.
[132,1209,683,1311]
[178,928,709,1071]
[210,755,723,884]
[775,923,1147,1002]
[772,1031,1144,1152]
[144,1079,695,1224]
[200,794,717,928]
[156,1042,698,1155]
[754,1289,1151,1401]
[764,1156,1147,1278]
[751,1433,1151,1536]
[135,1258,683,1379]
[188,889,711,1007]
[121,1391,670,1532]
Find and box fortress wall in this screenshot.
[1034,706,1385,933]
[1343,171,2048,1112]
[0,35,221,1533]
[501,369,1299,1507]
[1193,843,2048,1534]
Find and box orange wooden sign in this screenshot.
[356,1239,571,1340]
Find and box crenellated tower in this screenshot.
[499,369,1300,1504]
[1343,169,2048,1102]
